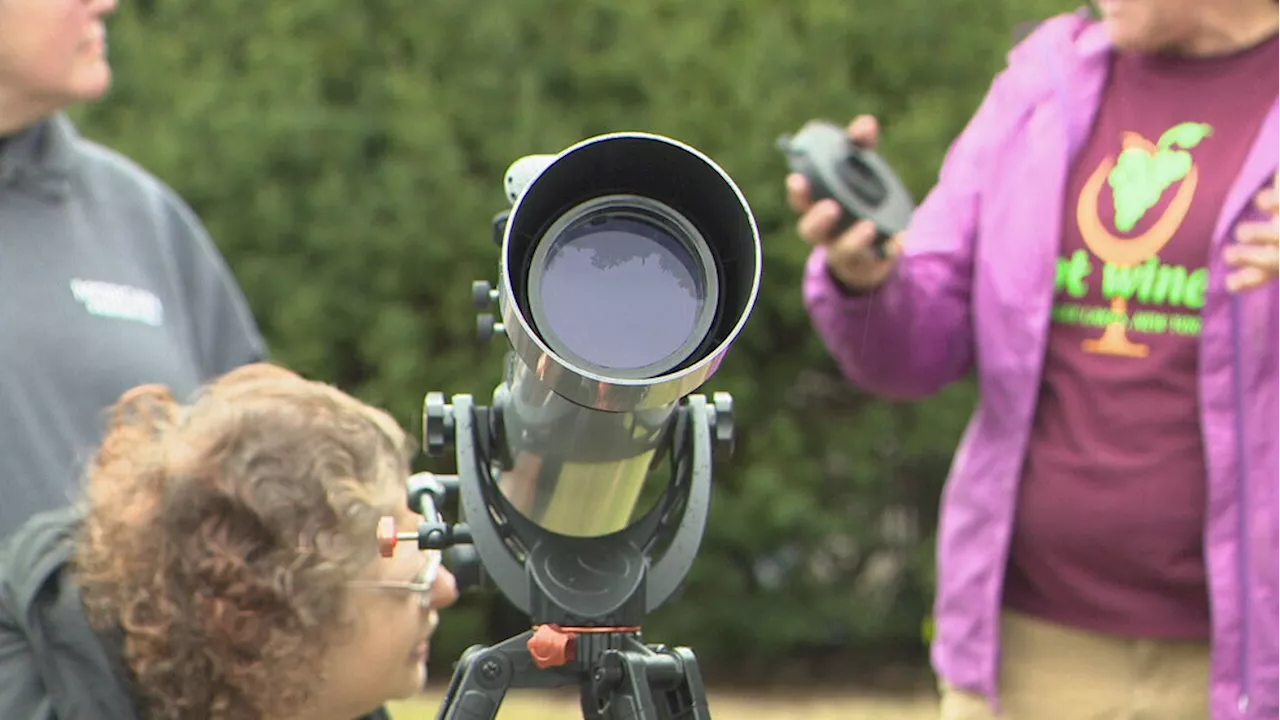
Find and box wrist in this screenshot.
[826,265,883,297]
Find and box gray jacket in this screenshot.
[0,116,266,537]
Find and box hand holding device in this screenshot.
[778,118,915,249]
[781,116,913,290]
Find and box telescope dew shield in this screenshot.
[500,133,761,413]
[488,133,761,539]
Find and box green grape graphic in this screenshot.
[1106,122,1212,232]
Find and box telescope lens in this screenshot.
[528,197,719,379]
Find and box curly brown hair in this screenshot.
[73,363,414,720]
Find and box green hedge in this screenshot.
[77,0,1076,676]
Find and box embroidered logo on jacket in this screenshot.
[69,278,165,327]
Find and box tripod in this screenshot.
[435,625,709,720]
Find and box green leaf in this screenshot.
[1157,122,1213,151]
[1152,150,1192,187]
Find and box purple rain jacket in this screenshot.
[801,11,1278,719]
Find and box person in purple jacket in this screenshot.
[787,2,1278,719]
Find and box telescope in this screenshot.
[377,131,761,720]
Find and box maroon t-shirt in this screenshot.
[1004,34,1279,639]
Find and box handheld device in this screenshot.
[777,119,915,253]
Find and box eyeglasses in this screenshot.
[348,551,442,609]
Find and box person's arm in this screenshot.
[802,70,1017,401]
[163,196,269,378]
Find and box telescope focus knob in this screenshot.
[377,516,398,557]
[472,280,498,309]
[476,313,506,343]
[424,392,455,457]
[711,392,735,460]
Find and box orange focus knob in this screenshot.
[376,516,398,558]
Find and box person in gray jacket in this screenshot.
[0,0,266,538]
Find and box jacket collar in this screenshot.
[0,113,79,200]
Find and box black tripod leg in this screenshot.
[597,645,711,720]
[664,647,710,720]
[434,642,512,720]
[434,645,476,720]
[596,651,660,720]
[436,630,573,720]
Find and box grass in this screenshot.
[388,689,939,719]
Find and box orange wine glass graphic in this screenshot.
[1075,122,1208,358]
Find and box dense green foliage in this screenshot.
[76,0,1077,677]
